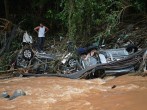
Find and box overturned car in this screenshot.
[80,48,134,75]
[15,41,147,79]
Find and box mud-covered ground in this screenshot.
[0,75,147,110]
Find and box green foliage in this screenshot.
[1,0,146,45]
[2,0,146,37]
[0,0,147,70]
[10,41,21,51]
[58,0,99,40]
[43,0,147,43]
[131,0,145,11]
[0,52,15,71]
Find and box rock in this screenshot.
[111,85,116,89]
[0,91,10,98]
[9,89,26,100]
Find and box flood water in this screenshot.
[0,75,147,110]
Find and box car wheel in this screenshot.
[67,57,77,68]
[22,48,34,60]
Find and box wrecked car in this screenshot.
[15,41,79,74]
[15,37,147,79]
[76,46,135,77]
[20,48,147,79]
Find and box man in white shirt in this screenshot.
[34,23,49,53]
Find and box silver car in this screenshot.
[80,48,135,75]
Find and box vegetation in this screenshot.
[1,0,147,37]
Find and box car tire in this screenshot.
[22,48,34,60]
[67,57,77,68]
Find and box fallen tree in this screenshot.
[0,18,24,56]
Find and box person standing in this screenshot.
[34,23,49,53]
[22,31,33,45]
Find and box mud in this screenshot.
[0,75,147,110]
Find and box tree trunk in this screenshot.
[145,1,147,13]
[68,0,74,40]
[0,32,7,56]
[4,0,10,20]
[5,25,18,52]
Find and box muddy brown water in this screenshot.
[0,75,147,110]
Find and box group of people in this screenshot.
[23,23,49,54]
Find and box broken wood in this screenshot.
[0,19,25,56]
[0,18,12,32]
